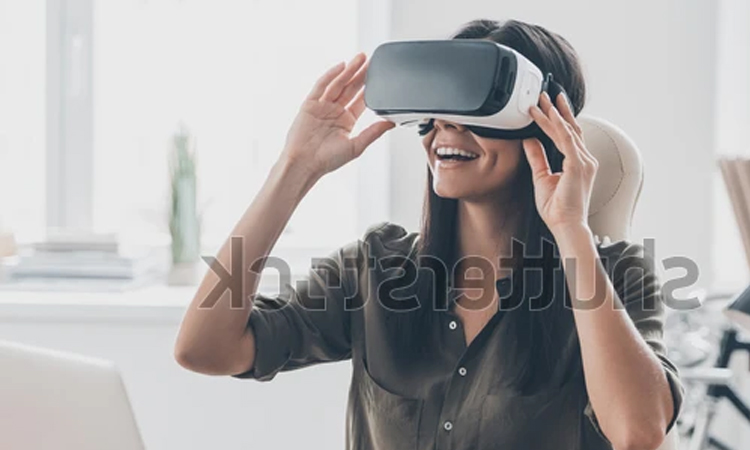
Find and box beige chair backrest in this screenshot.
[579,115,680,450]
[580,115,644,243]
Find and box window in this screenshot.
[2,0,390,270]
[92,0,364,252]
[0,0,46,243]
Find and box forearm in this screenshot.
[553,224,673,449]
[175,155,320,375]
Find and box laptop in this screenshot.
[0,340,146,450]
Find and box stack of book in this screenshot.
[3,232,169,291]
[718,157,750,270]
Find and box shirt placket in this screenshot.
[433,279,512,450]
[435,312,468,450]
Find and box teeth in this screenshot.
[435,147,479,159]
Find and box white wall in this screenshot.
[388,0,718,294]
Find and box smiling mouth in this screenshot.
[435,147,480,162]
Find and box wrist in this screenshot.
[278,148,323,178]
[272,152,323,197]
[549,221,594,246]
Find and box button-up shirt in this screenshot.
[233,222,684,450]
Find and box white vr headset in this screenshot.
[364,39,567,140]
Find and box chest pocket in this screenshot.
[477,380,583,450]
[354,359,423,450]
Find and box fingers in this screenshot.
[554,93,583,137]
[522,138,552,181]
[531,92,597,170]
[538,93,579,161]
[530,102,580,163]
[338,60,369,107]
[351,120,395,157]
[529,101,554,136]
[554,94,596,165]
[306,62,347,101]
[320,53,367,104]
[346,88,367,120]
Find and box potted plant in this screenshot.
[167,125,201,285]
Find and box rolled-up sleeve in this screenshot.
[584,241,685,441]
[232,238,364,382]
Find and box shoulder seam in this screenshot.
[362,221,392,242]
[361,221,418,257]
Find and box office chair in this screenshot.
[579,115,680,450]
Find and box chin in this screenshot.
[432,181,484,200]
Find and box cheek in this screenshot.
[421,133,435,155]
[482,145,524,183]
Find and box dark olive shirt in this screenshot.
[233,221,684,450]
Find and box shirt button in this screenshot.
[448,320,458,330]
[458,367,467,376]
[443,420,453,431]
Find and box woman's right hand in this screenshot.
[280,52,396,179]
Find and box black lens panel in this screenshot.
[365,40,517,116]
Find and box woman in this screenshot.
[175,19,683,450]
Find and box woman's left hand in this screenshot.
[522,91,598,236]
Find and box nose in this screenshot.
[433,119,468,133]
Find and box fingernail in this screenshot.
[562,93,571,108]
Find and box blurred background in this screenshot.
[1,0,750,449]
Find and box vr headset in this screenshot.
[364,39,567,140]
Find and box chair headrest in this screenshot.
[578,115,644,243]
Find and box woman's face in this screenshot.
[422,119,525,200]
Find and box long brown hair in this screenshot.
[392,19,588,393]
